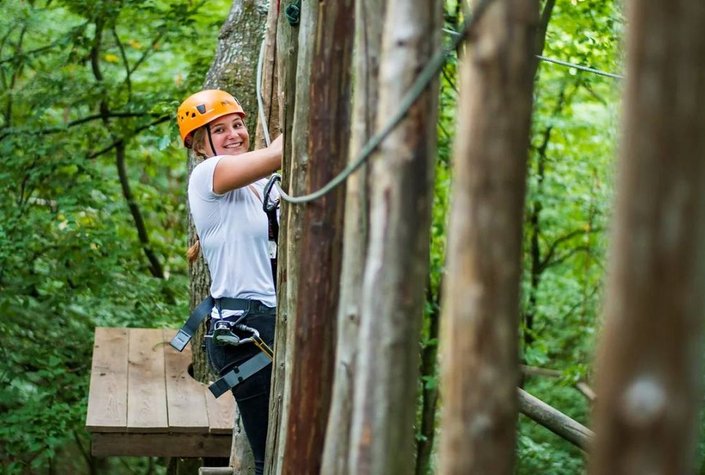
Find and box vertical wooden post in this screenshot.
[437,0,538,473]
[589,0,705,473]
[265,2,298,473]
[278,1,355,473]
[320,0,385,473]
[347,0,441,473]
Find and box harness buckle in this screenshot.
[170,329,192,352]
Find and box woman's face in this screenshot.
[200,113,249,157]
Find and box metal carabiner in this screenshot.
[263,173,282,214]
[236,324,274,360]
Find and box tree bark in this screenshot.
[268,2,317,472]
[347,0,441,473]
[187,0,268,471]
[437,0,538,473]
[415,282,441,475]
[279,1,354,473]
[264,3,298,473]
[320,0,384,473]
[589,0,705,473]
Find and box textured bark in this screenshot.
[589,1,705,473]
[347,0,441,473]
[437,0,538,473]
[279,1,354,473]
[415,283,441,475]
[320,0,384,473]
[253,1,280,149]
[264,3,298,474]
[186,0,267,471]
[268,3,317,473]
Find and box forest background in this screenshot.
[0,0,654,473]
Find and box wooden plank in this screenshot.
[86,328,128,432]
[127,328,169,432]
[91,432,232,458]
[163,328,209,432]
[206,384,236,434]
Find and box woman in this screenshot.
[177,89,282,474]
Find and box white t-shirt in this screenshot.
[188,156,277,315]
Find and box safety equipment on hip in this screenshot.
[170,296,274,398]
[177,89,246,148]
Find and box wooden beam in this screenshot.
[518,388,593,450]
[90,432,232,458]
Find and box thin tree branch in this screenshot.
[115,140,164,278]
[111,26,133,101]
[86,115,171,159]
[89,19,165,279]
[0,112,163,142]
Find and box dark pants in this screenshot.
[206,304,275,475]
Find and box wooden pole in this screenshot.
[279,1,355,473]
[437,0,538,473]
[589,0,705,473]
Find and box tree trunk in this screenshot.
[253,0,280,150]
[264,3,298,474]
[415,282,441,475]
[347,0,441,473]
[188,0,267,471]
[589,0,705,473]
[268,2,317,472]
[279,1,354,473]
[320,0,384,473]
[437,0,538,473]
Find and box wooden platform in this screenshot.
[86,327,235,457]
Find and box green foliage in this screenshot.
[0,0,231,472]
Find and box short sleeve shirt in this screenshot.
[188,156,276,311]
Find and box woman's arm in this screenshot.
[213,135,283,194]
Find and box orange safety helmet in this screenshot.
[177,89,246,148]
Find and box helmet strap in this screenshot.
[206,125,217,156]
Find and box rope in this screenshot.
[256,39,272,147]
[261,0,496,205]
[285,0,302,26]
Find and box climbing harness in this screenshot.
[206,321,275,398]
[209,321,274,358]
[170,296,275,398]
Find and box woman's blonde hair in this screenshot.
[187,238,201,263]
[190,126,209,159]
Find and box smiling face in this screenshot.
[195,113,249,157]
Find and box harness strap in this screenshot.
[170,296,259,351]
[209,352,272,398]
[170,296,214,351]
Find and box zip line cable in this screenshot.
[535,54,623,80]
[258,0,496,204]
[442,27,623,80]
[258,2,620,205]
